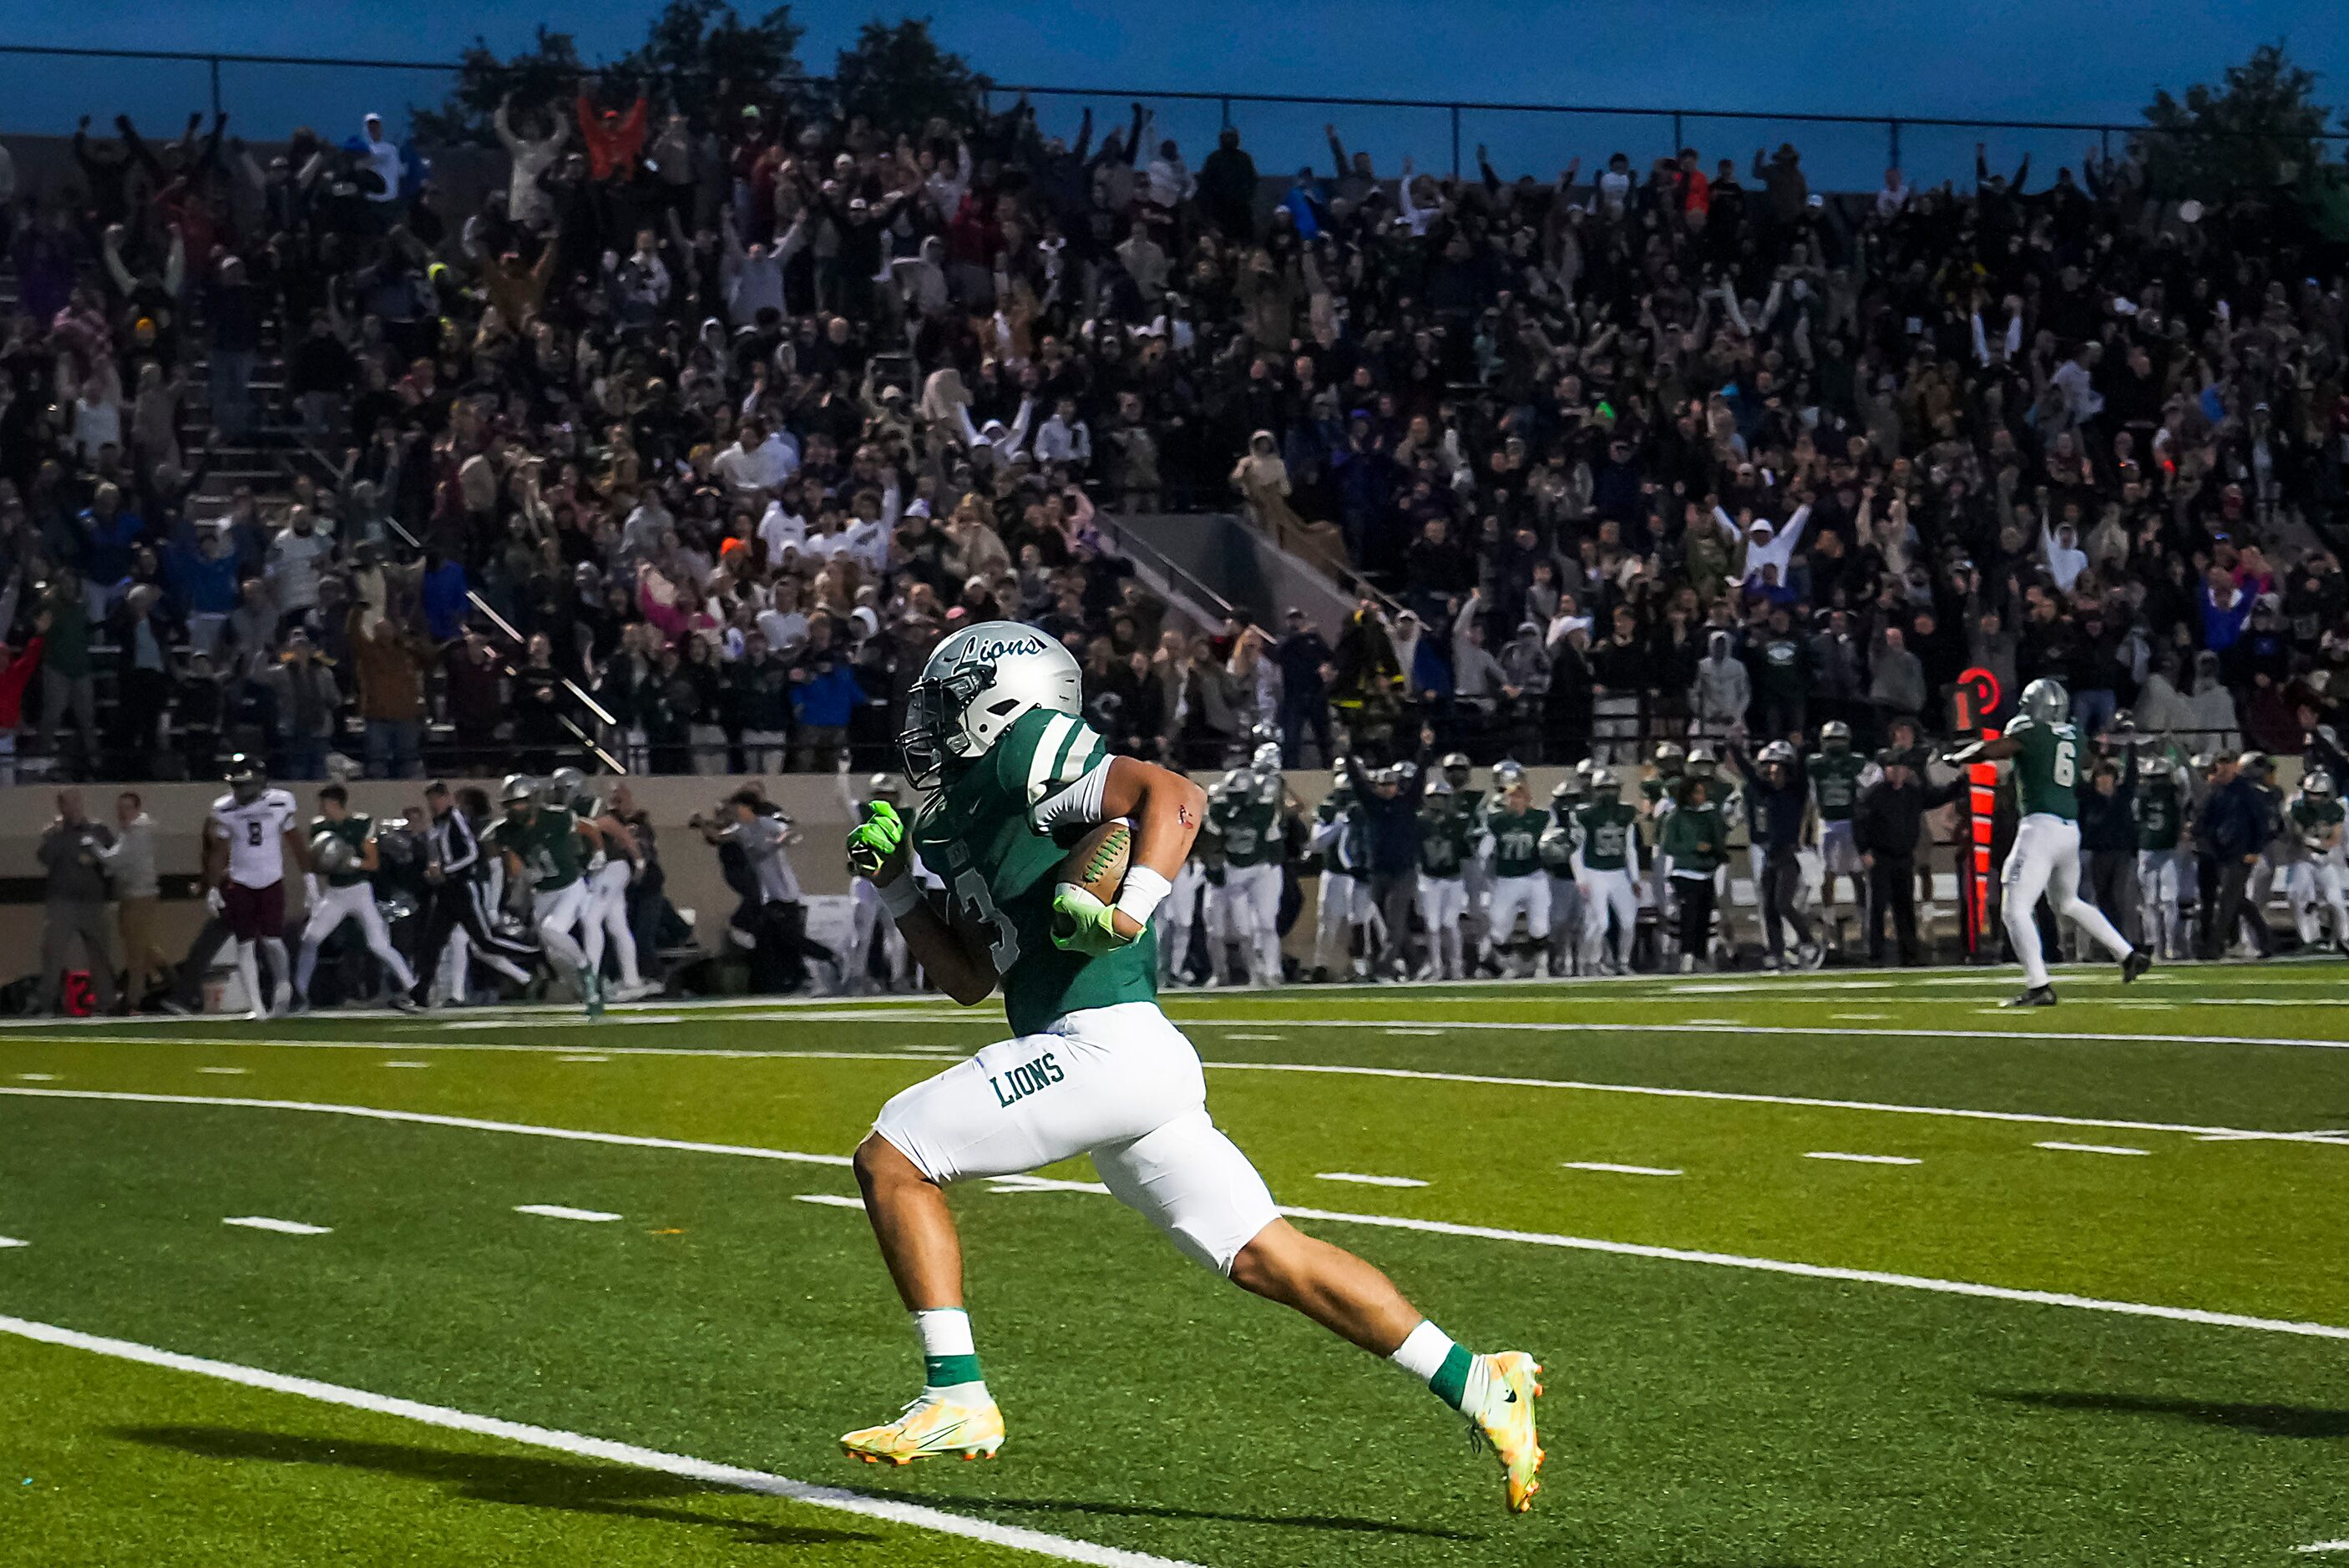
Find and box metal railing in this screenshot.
[6,41,2344,191]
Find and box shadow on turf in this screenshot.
[876,1486,1481,1541]
[116,1426,881,1547]
[1988,1391,2349,1438]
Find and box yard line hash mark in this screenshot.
[557,1055,610,1063]
[1805,1151,1921,1166]
[0,1314,1200,1568]
[1562,1161,1683,1176]
[8,1088,2346,1343]
[794,1194,868,1210]
[223,1216,332,1236]
[2034,1141,2150,1156]
[195,1066,248,1075]
[1314,1171,1430,1188]
[1382,1028,1445,1036]
[514,1205,623,1222]
[379,1061,431,1069]
[0,1237,24,1249]
[14,1073,57,1081]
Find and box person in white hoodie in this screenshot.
[494,94,568,232]
[1032,398,1091,468]
[958,398,1035,468]
[1689,630,1750,740]
[1715,496,1810,587]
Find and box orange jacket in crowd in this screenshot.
[576,94,650,182]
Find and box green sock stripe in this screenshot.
[1429,1343,1473,1411]
[924,1353,983,1388]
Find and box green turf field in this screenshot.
[4,964,2349,1565]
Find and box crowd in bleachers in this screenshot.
[1,87,2347,796]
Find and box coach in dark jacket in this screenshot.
[1852,749,1963,965]
[2078,748,2139,946]
[2195,754,2273,957]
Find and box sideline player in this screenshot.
[294,784,419,1009]
[1480,780,1552,977]
[1807,721,1866,953]
[1415,776,1471,980]
[548,767,656,1002]
[1577,767,1642,974]
[1206,756,1283,986]
[2286,770,2349,953]
[837,623,1544,1511]
[484,772,605,1016]
[836,761,914,993]
[1947,678,2149,1005]
[203,755,306,1019]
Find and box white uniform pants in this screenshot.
[2002,815,2132,989]
[873,1003,1278,1275]
[1157,861,1204,986]
[533,881,592,974]
[1416,875,1466,978]
[1548,873,1583,969]
[2290,857,2349,946]
[1582,867,1638,969]
[848,878,911,990]
[296,880,415,999]
[1213,862,1283,985]
[590,858,641,988]
[2138,848,2184,957]
[1484,874,1551,960]
[1312,871,1361,974]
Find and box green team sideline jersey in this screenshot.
[2006,716,2081,821]
[1418,804,1475,878]
[1486,808,1548,879]
[1808,750,1866,822]
[1576,801,1641,872]
[487,809,588,892]
[2291,794,2344,850]
[2134,773,2184,852]
[1210,789,1283,869]
[913,708,1156,1038]
[311,813,372,889]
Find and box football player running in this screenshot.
[2286,770,2349,953]
[1947,678,2150,1005]
[293,784,419,1010]
[838,624,1545,1512]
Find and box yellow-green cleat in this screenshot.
[840,1393,1005,1465]
[1465,1351,1545,1513]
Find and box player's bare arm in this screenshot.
[1088,756,1209,942]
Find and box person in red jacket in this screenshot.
[576,88,649,183]
[0,611,50,788]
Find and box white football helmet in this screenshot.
[1252,741,1282,776]
[899,621,1084,789]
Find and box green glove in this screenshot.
[847,800,906,880]
[1050,882,1133,956]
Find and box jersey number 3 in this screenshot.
[953,869,1021,974]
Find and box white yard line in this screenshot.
[1805,1151,1921,1166]
[2298,1540,2349,1554]
[1313,1171,1429,1188]
[0,1087,853,1166]
[0,1313,1197,1568]
[8,1087,2342,1344]
[0,1237,24,1249]
[1198,1062,2349,1146]
[2035,1141,2151,1157]
[1180,1014,2349,1055]
[514,1205,623,1222]
[1562,1161,1682,1176]
[223,1216,332,1236]
[1272,1205,2349,1343]
[793,1193,867,1210]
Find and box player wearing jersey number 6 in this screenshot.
[836,622,1546,1514]
[1947,677,2150,1006]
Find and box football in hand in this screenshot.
[1056,820,1131,905]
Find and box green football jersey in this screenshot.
[311,813,372,889]
[1210,789,1283,869]
[2134,774,2184,852]
[1807,751,1866,822]
[2291,795,2344,850]
[1487,808,1548,879]
[2007,716,2081,821]
[488,808,588,892]
[1576,801,1641,871]
[1418,803,1475,878]
[911,708,1155,1038]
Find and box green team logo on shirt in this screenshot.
[1577,802,1638,870]
[1808,751,1865,821]
[311,814,372,888]
[2134,778,2183,852]
[1488,809,1547,879]
[911,708,1154,1038]
[1211,794,1282,867]
[2292,796,2344,849]
[1418,806,1473,878]
[2009,716,2080,822]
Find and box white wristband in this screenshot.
[1115,865,1172,927]
[877,873,924,919]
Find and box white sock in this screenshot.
[1390,1319,1476,1411]
[915,1308,987,1401]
